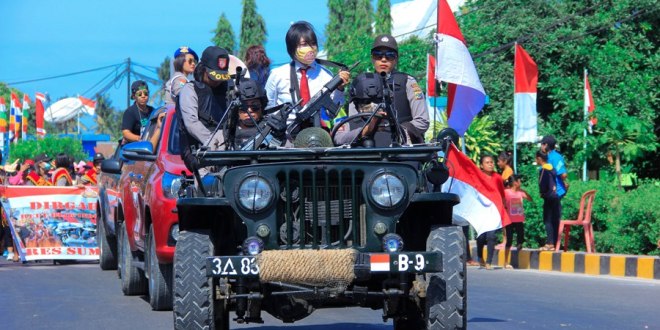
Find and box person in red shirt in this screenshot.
[503,175,532,269]
[476,154,508,269]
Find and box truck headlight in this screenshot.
[369,173,406,208]
[237,176,273,213]
[162,172,183,198]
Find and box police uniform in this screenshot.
[164,72,188,105]
[335,73,429,145]
[177,46,231,172]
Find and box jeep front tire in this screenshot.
[173,230,229,330]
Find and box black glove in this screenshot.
[265,113,287,138]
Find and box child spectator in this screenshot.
[503,175,532,269]
[497,151,514,182]
[536,150,559,251]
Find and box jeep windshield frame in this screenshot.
[192,145,445,167]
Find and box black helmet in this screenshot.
[350,73,384,102]
[93,152,105,163]
[238,79,267,107]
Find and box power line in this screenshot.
[5,63,124,85]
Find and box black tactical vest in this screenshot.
[388,72,413,124]
[234,125,259,149]
[176,81,229,171]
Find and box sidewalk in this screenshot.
[471,244,660,280]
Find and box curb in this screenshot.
[471,246,660,280]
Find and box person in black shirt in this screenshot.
[122,80,154,143]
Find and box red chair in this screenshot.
[555,190,597,253]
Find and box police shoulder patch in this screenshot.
[411,82,424,99]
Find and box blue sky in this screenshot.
[0,0,406,110]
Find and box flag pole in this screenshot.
[513,43,517,174]
[582,68,588,181]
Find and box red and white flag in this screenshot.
[35,92,47,137]
[442,144,509,235]
[22,94,31,140]
[513,44,538,143]
[584,70,597,133]
[78,96,97,115]
[426,54,437,97]
[435,0,486,136]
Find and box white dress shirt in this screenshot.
[265,60,344,109]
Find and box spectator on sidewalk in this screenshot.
[498,151,514,182]
[476,154,507,269]
[503,175,532,269]
[541,135,568,217]
[536,150,560,251]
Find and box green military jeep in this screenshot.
[171,140,466,329]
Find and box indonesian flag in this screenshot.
[78,96,97,115]
[435,0,486,136]
[10,92,21,143]
[442,143,509,236]
[35,92,47,137]
[426,54,437,97]
[22,94,30,140]
[584,70,597,133]
[513,44,538,143]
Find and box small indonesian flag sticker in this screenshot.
[370,254,390,272]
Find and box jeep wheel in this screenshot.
[425,225,467,329]
[174,230,229,330]
[98,216,118,270]
[120,221,147,295]
[146,224,173,311]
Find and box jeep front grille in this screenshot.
[278,168,365,249]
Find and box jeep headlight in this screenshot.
[237,176,273,212]
[370,173,406,208]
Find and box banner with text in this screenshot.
[1,186,99,262]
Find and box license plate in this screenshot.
[368,252,441,273]
[206,256,259,277]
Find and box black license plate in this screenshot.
[206,256,259,277]
[368,252,442,273]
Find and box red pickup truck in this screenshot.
[103,106,189,310]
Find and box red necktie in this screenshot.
[299,68,310,105]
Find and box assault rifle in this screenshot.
[240,61,360,151]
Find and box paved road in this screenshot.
[0,259,658,329]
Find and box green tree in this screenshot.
[94,94,122,141]
[155,57,171,105]
[326,0,374,73]
[239,0,267,59]
[456,0,659,178]
[375,0,392,35]
[212,13,236,53]
[9,136,87,163]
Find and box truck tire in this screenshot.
[425,225,467,330]
[147,224,173,311]
[98,216,118,270]
[120,221,148,295]
[174,230,229,330]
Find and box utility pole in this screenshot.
[126,57,131,108]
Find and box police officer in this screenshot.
[177,46,232,172]
[334,72,401,146]
[367,34,429,143]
